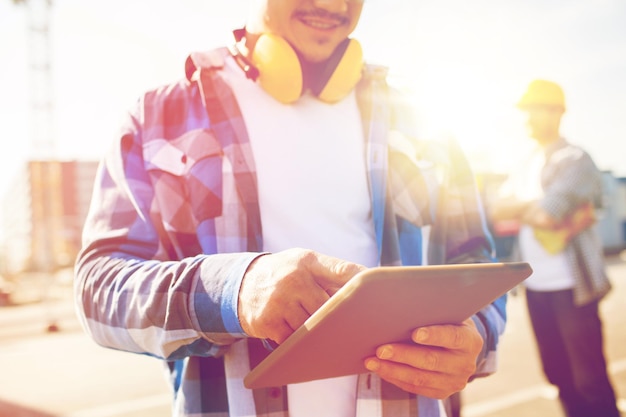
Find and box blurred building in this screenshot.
[0,159,98,276]
[598,173,626,253]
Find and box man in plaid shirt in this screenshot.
[490,79,619,417]
[74,1,506,416]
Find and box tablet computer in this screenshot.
[244,262,532,389]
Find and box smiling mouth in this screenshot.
[301,18,340,30]
[294,10,348,31]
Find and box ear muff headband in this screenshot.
[236,32,363,104]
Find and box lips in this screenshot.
[294,10,348,31]
[300,17,340,30]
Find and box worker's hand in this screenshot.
[522,203,558,229]
[364,318,484,399]
[238,248,365,344]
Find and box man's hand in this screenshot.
[238,248,365,344]
[364,318,484,399]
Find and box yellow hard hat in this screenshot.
[517,79,566,110]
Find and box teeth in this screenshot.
[302,19,336,29]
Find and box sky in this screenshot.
[0,0,625,199]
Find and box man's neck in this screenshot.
[536,133,561,148]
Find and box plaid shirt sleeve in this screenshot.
[540,140,604,219]
[74,81,257,361]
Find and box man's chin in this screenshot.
[289,35,342,61]
[297,46,337,64]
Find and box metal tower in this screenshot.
[12,0,60,332]
[17,0,56,157]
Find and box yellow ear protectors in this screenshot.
[315,37,363,103]
[229,29,363,104]
[252,33,304,104]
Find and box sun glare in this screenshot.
[356,1,600,177]
[402,65,531,175]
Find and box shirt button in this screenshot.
[269,387,281,398]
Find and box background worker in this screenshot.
[74,1,505,416]
[490,79,620,417]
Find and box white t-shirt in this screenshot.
[226,56,379,417]
[506,147,575,291]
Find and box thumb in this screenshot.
[304,252,366,293]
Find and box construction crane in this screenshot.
[11,0,60,332]
[13,0,55,157]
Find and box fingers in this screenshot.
[269,290,336,343]
[270,321,295,345]
[297,287,332,316]
[411,319,483,353]
[300,250,366,291]
[364,320,483,398]
[367,340,477,377]
[243,278,331,343]
[238,249,361,343]
[270,276,334,342]
[365,358,467,399]
[364,343,474,398]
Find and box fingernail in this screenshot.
[414,328,428,342]
[378,345,393,360]
[365,359,379,371]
